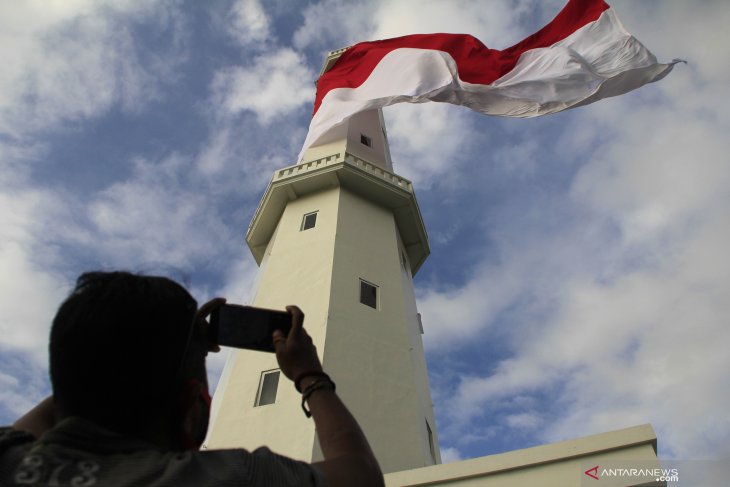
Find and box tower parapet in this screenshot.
[247,151,428,273]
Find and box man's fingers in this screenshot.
[273,330,287,354]
[196,298,226,353]
[197,297,226,319]
[285,305,304,337]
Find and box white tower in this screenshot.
[205,50,440,474]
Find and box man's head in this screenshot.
[49,271,205,445]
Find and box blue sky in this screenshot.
[1,0,728,466]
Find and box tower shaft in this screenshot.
[206,58,439,469]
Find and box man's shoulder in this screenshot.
[0,425,325,486]
[0,426,35,458]
[0,427,36,448]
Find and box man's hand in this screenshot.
[197,297,226,353]
[273,306,323,381]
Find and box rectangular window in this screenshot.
[359,279,378,309]
[360,134,372,147]
[301,211,317,231]
[255,370,280,407]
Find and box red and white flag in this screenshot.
[298,0,680,161]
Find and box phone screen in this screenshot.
[211,304,291,352]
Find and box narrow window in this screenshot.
[360,134,372,147]
[426,420,436,463]
[301,211,317,231]
[360,279,378,309]
[255,370,280,406]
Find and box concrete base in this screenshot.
[385,424,664,487]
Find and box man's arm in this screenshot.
[12,395,56,438]
[274,306,384,487]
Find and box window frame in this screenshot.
[301,211,318,231]
[359,278,378,309]
[254,369,281,407]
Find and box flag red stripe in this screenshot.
[313,0,609,115]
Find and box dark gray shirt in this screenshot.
[0,418,326,486]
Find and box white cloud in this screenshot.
[292,0,372,51]
[0,180,73,361]
[0,144,261,419]
[418,0,730,461]
[530,207,729,457]
[227,0,272,47]
[430,82,727,470]
[439,446,464,463]
[505,412,542,430]
[0,0,186,136]
[196,127,236,176]
[418,262,525,349]
[0,362,51,419]
[193,117,305,190]
[571,107,729,247]
[370,0,541,44]
[0,242,67,354]
[434,190,729,456]
[211,48,315,124]
[293,0,559,53]
[88,153,237,268]
[385,103,475,187]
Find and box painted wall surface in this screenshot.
[301,109,392,171]
[345,109,392,170]
[206,182,438,473]
[396,229,441,465]
[385,443,660,486]
[204,187,340,459]
[325,188,438,473]
[207,74,433,467]
[384,425,662,487]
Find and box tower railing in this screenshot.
[248,152,416,237]
[273,152,412,191]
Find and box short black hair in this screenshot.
[49,271,198,433]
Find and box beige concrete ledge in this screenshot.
[385,424,661,487]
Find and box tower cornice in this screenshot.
[247,152,430,274]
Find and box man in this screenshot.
[0,271,384,486]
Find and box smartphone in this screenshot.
[210,304,292,352]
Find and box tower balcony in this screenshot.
[247,152,430,274]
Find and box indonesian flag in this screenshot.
[298,0,680,161]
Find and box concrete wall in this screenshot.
[206,183,439,473]
[204,187,340,459]
[301,109,392,171]
[324,188,438,472]
[384,424,663,487]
